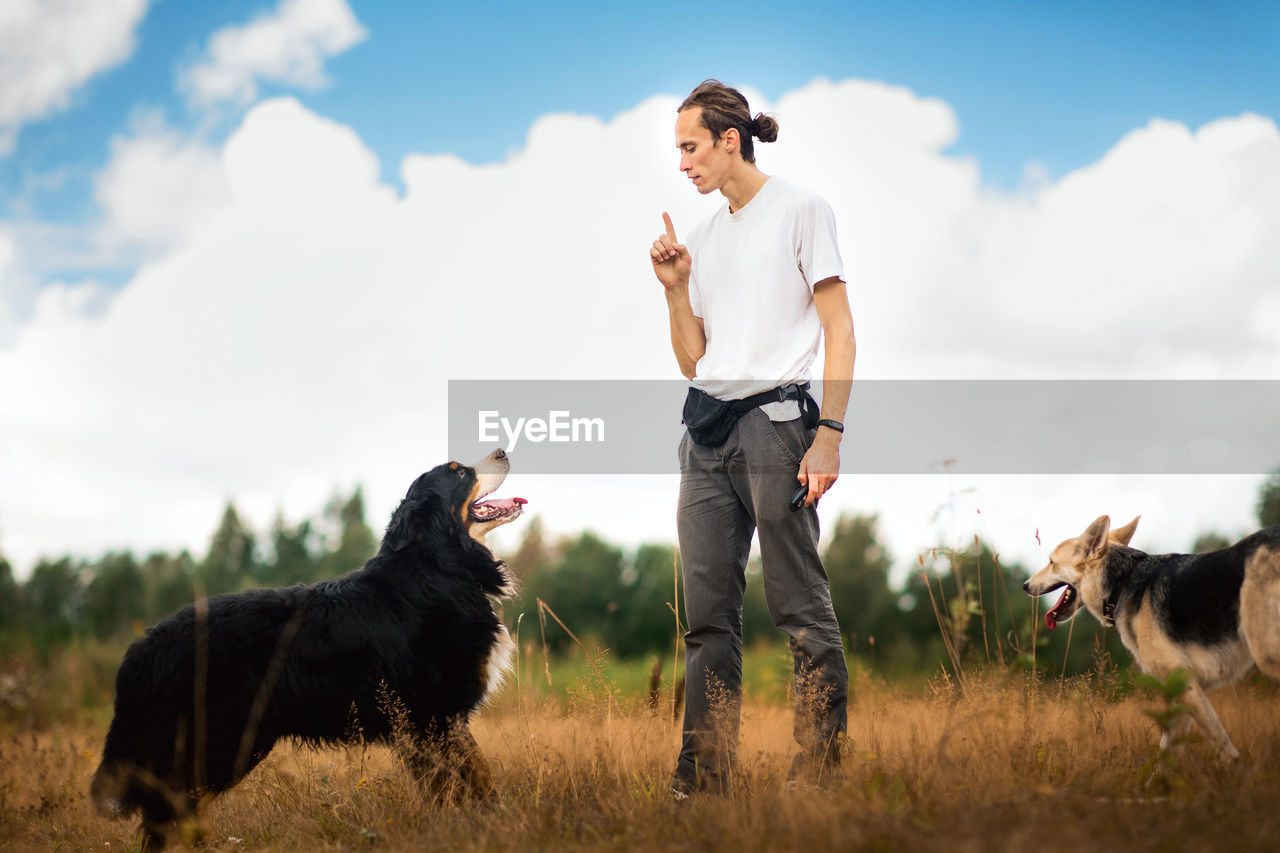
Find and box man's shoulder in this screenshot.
[768,176,832,213]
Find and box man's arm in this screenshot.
[666,286,706,380]
[651,212,706,380]
[798,276,855,506]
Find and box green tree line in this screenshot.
[512,514,1123,680]
[0,489,376,659]
[3,470,1278,682]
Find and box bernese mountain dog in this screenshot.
[90,450,525,849]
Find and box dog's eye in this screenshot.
[457,468,467,479]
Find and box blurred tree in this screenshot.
[897,540,1127,681]
[519,531,625,654]
[1192,532,1232,554]
[82,552,145,639]
[320,488,376,580]
[505,515,556,580]
[897,542,1028,674]
[22,557,83,654]
[200,503,258,595]
[263,513,319,586]
[1258,468,1280,528]
[741,557,774,644]
[142,550,198,622]
[0,552,21,640]
[611,543,680,659]
[823,514,896,658]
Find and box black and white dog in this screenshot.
[91,451,525,849]
[1025,515,1280,759]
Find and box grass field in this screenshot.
[4,644,1280,852]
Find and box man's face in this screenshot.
[675,107,731,195]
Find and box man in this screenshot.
[650,80,855,796]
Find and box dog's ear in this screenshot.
[383,494,431,551]
[1080,515,1111,558]
[1109,515,1140,546]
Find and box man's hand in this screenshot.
[651,212,691,290]
[797,430,841,507]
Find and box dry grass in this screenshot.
[4,663,1280,852]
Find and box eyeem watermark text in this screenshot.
[450,379,1280,474]
[478,410,605,452]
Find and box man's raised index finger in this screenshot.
[662,211,678,242]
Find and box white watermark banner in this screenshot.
[447,380,1280,475]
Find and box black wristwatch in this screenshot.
[816,419,844,433]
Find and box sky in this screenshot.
[1,0,1278,582]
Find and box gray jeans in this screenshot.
[674,408,849,790]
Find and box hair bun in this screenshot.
[751,112,779,143]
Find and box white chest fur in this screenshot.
[480,623,516,707]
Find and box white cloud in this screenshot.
[756,80,1280,379]
[93,113,233,252]
[0,229,16,339]
[0,115,231,340]
[0,0,151,154]
[1,80,1277,578]
[179,0,367,108]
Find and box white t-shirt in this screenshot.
[686,176,844,420]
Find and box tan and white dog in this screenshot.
[1024,515,1280,760]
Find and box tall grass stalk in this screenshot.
[535,598,616,733]
[918,551,969,693]
[972,537,991,665]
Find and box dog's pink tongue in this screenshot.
[1044,587,1069,630]
[480,498,527,510]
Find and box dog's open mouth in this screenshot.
[1045,584,1078,629]
[470,497,527,523]
[468,450,526,528]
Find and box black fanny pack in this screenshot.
[682,383,818,446]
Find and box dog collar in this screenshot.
[1101,587,1121,626]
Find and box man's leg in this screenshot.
[674,431,754,793]
[734,410,849,782]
